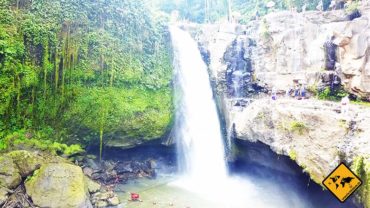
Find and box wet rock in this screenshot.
[346,9,361,21]
[25,163,92,208]
[102,161,116,172]
[85,158,100,170]
[84,156,158,186]
[83,167,94,177]
[95,200,108,208]
[85,176,101,193]
[91,191,119,207]
[116,162,133,173]
[107,196,120,206]
[0,156,22,189]
[99,191,114,200]
[198,43,211,66]
[224,36,255,97]
[147,159,157,169]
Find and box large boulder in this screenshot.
[25,163,93,208]
[0,155,22,189]
[7,150,45,177]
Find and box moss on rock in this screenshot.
[6,150,45,177]
[352,156,370,208]
[0,155,21,189]
[25,163,92,208]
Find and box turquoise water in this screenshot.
[115,175,308,208]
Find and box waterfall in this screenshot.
[168,26,308,208]
[170,26,228,184]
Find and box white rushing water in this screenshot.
[169,26,310,208]
[170,26,228,183]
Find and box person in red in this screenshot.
[130,193,140,201]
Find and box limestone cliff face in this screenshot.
[233,98,370,206]
[190,5,370,100]
[254,6,370,99]
[233,98,370,181]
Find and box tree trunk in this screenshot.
[31,86,35,121]
[99,127,104,161]
[110,59,114,87]
[16,74,21,123]
[55,52,59,92]
[61,61,65,100]
[43,43,49,100]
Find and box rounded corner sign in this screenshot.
[322,162,362,203]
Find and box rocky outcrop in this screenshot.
[0,188,9,206]
[232,98,370,205]
[0,155,22,189]
[7,150,45,177]
[91,191,120,207]
[180,6,370,208]
[188,6,370,101]
[25,163,93,208]
[254,6,370,99]
[0,150,123,208]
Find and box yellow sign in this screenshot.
[322,163,362,202]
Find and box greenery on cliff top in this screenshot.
[0,0,174,157]
[156,0,327,23]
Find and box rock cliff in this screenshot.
[183,4,370,207]
[190,5,370,99]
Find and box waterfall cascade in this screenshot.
[170,26,228,184]
[169,26,308,208]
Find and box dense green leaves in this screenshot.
[155,0,323,23]
[0,0,174,151]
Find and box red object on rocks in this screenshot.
[131,193,140,201]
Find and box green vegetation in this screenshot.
[345,0,359,13]
[156,0,231,23]
[0,130,83,156]
[352,156,370,208]
[0,0,174,159]
[260,19,271,40]
[353,100,370,107]
[288,149,297,160]
[314,86,348,101]
[155,0,325,24]
[289,121,308,135]
[233,0,323,23]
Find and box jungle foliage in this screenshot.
[0,0,174,158]
[155,0,326,23]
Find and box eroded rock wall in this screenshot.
[190,6,370,100]
[256,6,370,98]
[182,6,370,207]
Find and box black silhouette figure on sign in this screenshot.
[330,176,340,189]
[340,177,354,188]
